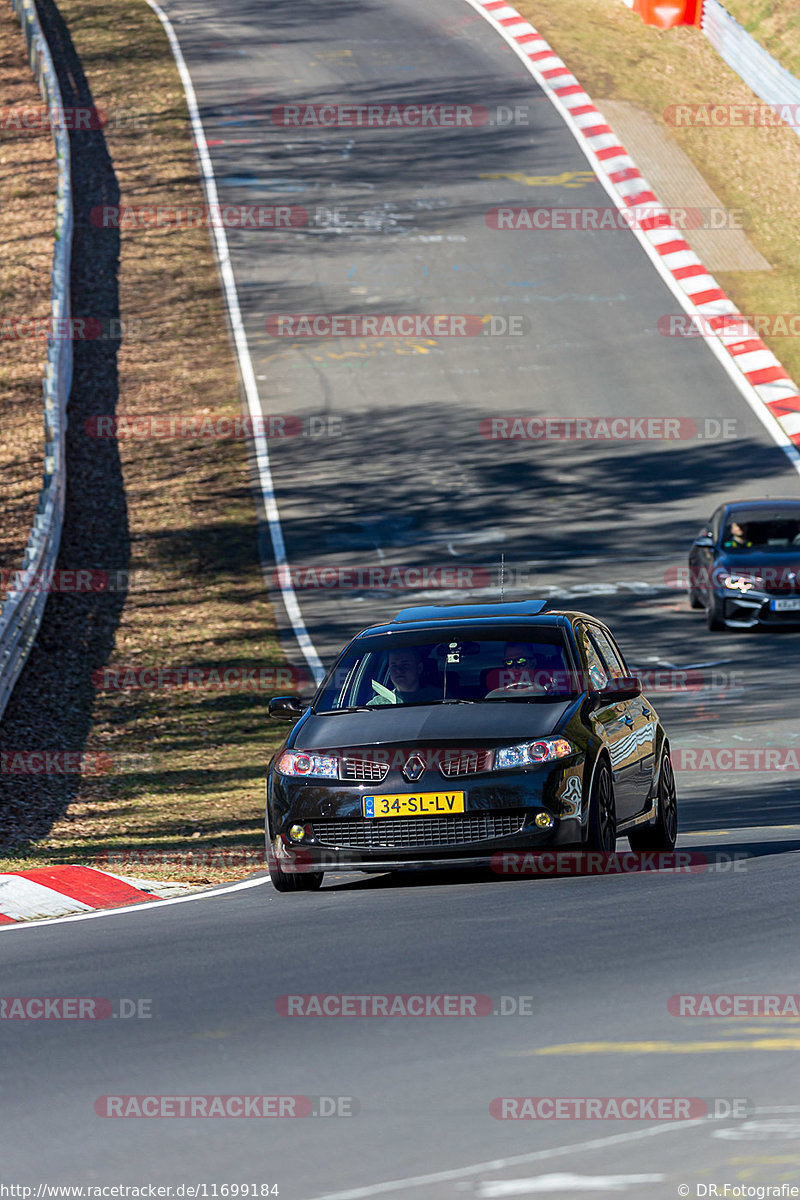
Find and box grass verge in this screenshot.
[0,6,54,599]
[0,0,294,886]
[721,0,800,78]
[515,0,800,383]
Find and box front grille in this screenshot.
[762,581,800,595]
[752,571,800,595]
[439,749,493,777]
[342,757,390,783]
[311,813,525,849]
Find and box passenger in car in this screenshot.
[368,647,442,705]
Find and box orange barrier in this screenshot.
[632,0,703,29]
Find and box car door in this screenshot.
[689,506,723,602]
[576,623,641,822]
[591,624,657,818]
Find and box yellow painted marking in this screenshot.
[263,338,439,364]
[731,1158,800,1164]
[479,169,595,189]
[531,1038,800,1054]
[730,1023,800,1032]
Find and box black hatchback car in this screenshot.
[265,602,677,891]
[688,498,800,630]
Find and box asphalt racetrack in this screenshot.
[2,1,799,1196]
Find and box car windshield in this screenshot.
[722,510,800,552]
[314,627,579,711]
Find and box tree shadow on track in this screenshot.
[0,0,128,846]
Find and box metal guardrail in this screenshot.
[0,0,72,722]
[702,0,800,137]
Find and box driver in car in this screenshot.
[368,647,442,705]
[484,642,547,697]
[723,521,753,550]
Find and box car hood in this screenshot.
[718,551,800,574]
[293,700,575,750]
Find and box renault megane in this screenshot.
[265,601,677,891]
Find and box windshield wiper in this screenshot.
[438,698,476,704]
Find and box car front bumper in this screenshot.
[266,762,586,873]
[715,589,800,627]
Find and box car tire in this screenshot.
[586,760,616,852]
[628,752,678,852]
[689,586,704,610]
[706,596,725,631]
[267,846,324,893]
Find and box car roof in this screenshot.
[353,602,600,639]
[724,498,800,512]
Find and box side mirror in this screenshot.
[693,535,715,549]
[594,676,643,704]
[269,695,307,721]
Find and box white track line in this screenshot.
[303,1118,710,1200]
[144,0,325,682]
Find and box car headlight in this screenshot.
[276,751,339,779]
[721,574,756,593]
[494,738,574,769]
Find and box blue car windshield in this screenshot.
[314,628,579,711]
[722,512,800,552]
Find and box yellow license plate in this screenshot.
[362,792,466,818]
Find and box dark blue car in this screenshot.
[688,498,800,630]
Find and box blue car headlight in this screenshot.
[495,738,574,770]
[276,751,339,779]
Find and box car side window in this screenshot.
[576,624,609,690]
[710,507,725,542]
[589,627,627,678]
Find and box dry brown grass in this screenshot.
[721,0,800,77]
[0,7,54,597]
[516,0,800,382]
[0,0,291,886]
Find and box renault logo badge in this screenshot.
[403,754,426,782]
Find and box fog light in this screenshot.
[289,824,307,841]
[534,812,554,829]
